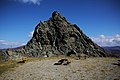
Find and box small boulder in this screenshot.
[17,59,26,63]
[54,59,71,65]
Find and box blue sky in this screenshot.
[0,0,120,49]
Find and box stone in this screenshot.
[54,59,71,65]
[17,59,26,63]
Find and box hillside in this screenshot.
[103,46,120,57]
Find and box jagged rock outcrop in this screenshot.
[0,11,106,60]
[22,11,106,57]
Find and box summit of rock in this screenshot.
[52,11,61,18]
[51,11,65,20]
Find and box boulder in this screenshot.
[54,59,71,65]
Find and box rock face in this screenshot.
[0,11,106,60]
[22,11,106,57]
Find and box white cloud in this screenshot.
[13,0,43,5]
[0,30,34,49]
[99,35,105,39]
[0,40,25,49]
[28,30,34,38]
[91,34,120,47]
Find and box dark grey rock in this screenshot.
[0,11,106,60]
[24,11,106,57]
[54,59,71,65]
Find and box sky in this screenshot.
[0,0,120,49]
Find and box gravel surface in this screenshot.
[0,58,120,80]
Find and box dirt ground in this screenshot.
[0,57,120,80]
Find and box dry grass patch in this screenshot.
[0,56,71,75]
[0,60,18,75]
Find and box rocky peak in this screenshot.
[52,11,63,20]
[19,11,106,57]
[21,11,105,57]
